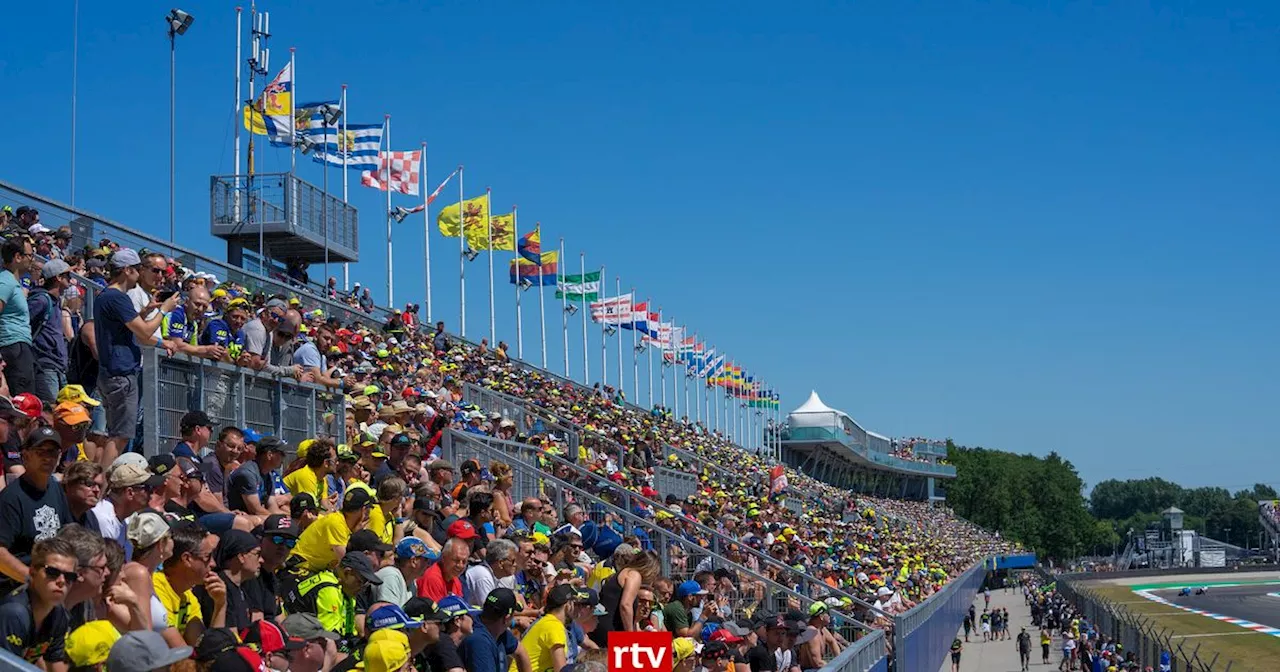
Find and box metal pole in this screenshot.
[599,264,607,388]
[422,142,431,323]
[487,186,495,346]
[658,309,665,408]
[169,30,176,242]
[560,237,568,378]
[537,224,547,367]
[580,252,589,385]
[232,7,242,221]
[384,114,393,305]
[458,166,466,336]
[341,84,348,290]
[322,115,330,279]
[513,205,522,359]
[71,0,79,206]
[631,290,639,404]
[646,299,653,408]
[616,277,623,399]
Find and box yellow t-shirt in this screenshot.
[153,571,203,632]
[518,614,567,672]
[367,504,395,545]
[284,465,329,503]
[290,511,351,571]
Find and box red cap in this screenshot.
[240,620,304,654]
[402,387,419,399]
[11,393,43,419]
[447,519,478,540]
[640,486,659,498]
[710,629,744,644]
[608,472,626,483]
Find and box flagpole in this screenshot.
[560,237,569,378]
[580,252,589,386]
[230,6,241,221]
[616,276,623,400]
[289,47,296,176]
[537,224,547,368]
[340,85,349,290]
[631,288,638,405]
[599,264,607,389]
[513,205,522,359]
[384,114,393,305]
[486,186,495,347]
[458,166,466,337]
[422,141,432,323]
[646,300,653,409]
[658,308,665,409]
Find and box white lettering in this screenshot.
[641,646,664,668]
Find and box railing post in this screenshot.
[141,347,160,457]
[235,371,246,430]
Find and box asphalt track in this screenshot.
[1153,584,1280,630]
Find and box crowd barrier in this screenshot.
[821,629,889,672]
[890,560,986,672]
[459,382,580,457]
[652,465,697,500]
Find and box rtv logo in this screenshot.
[608,632,673,672]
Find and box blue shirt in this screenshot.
[162,306,199,344]
[201,318,245,359]
[93,287,141,376]
[293,339,325,370]
[459,623,518,672]
[0,270,31,347]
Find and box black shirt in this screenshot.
[243,571,281,622]
[0,476,72,592]
[426,635,466,672]
[74,508,101,534]
[194,571,254,630]
[745,644,776,672]
[227,460,264,512]
[0,589,70,665]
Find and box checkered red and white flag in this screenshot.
[360,150,422,196]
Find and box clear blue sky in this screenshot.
[3,1,1277,489]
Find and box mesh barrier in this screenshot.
[891,561,985,672]
[819,629,889,672]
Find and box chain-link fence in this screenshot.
[1057,578,1234,672]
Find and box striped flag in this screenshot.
[590,294,633,324]
[307,120,383,170]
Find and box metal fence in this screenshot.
[440,430,882,645]
[820,629,889,672]
[891,561,985,672]
[138,346,343,457]
[459,383,580,456]
[1057,578,1232,672]
[652,465,697,500]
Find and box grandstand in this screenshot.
[0,177,1030,672]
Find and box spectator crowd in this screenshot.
[0,202,1018,672]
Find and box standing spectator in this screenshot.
[0,536,77,667]
[29,258,72,405]
[432,321,448,354]
[237,297,287,370]
[0,426,74,590]
[0,237,37,396]
[93,248,178,468]
[359,287,375,313]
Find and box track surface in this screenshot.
[1153,584,1280,630]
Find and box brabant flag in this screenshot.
[469,212,515,251]
[509,251,559,286]
[242,63,295,146]
[437,195,489,239]
[556,271,601,302]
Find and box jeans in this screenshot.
[33,367,66,408]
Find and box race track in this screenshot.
[1153,584,1280,630]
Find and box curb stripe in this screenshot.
[1133,590,1280,638]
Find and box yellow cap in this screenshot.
[672,637,700,667]
[364,629,411,672]
[57,384,101,407]
[297,438,316,460]
[67,621,120,667]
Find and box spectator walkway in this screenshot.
[939,587,1038,672]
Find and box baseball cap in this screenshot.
[0,396,26,419]
[106,630,192,672]
[209,647,266,672]
[148,454,177,478]
[394,537,438,561]
[481,587,519,618]
[427,459,454,472]
[176,456,201,480]
[193,628,242,662]
[363,630,412,672]
[341,486,375,511]
[108,247,141,269]
[126,510,172,548]
[290,493,319,517]
[22,426,62,451]
[257,436,288,454]
[403,597,451,623]
[108,462,165,489]
[436,595,472,620]
[54,401,91,426]
[338,551,383,585]
[261,514,298,539]
[67,620,121,667]
[447,519,478,540]
[545,583,580,609]
[281,613,340,641]
[367,604,425,632]
[672,638,701,667]
[675,579,708,599]
[240,428,264,444]
[808,601,829,617]
[12,393,43,419]
[702,641,732,660]
[348,529,393,553]
[181,410,214,433]
[240,620,304,655]
[40,259,71,280]
[709,629,744,644]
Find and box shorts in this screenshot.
[88,390,108,436]
[102,372,140,439]
[198,513,237,534]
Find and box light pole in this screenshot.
[166,8,194,243]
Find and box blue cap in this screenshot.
[241,428,264,444]
[395,537,438,561]
[367,604,424,632]
[436,595,471,620]
[676,580,708,600]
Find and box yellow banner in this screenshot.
[437,195,489,238]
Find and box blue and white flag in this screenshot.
[306,120,384,170]
[701,354,725,379]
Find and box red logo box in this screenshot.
[608,632,674,672]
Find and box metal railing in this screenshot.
[891,561,985,672]
[819,629,889,672]
[652,466,697,500]
[441,430,880,643]
[460,382,580,457]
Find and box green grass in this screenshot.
[1081,582,1280,672]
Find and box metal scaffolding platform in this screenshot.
[210,173,359,266]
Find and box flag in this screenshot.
[619,301,649,333]
[425,168,461,206]
[644,323,673,349]
[361,150,421,195]
[702,355,725,380]
[556,271,601,302]
[518,229,541,264]
[590,294,633,324]
[437,195,489,238]
[242,63,294,145]
[468,212,515,251]
[509,251,559,286]
[307,121,383,169]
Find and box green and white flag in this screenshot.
[555,270,601,302]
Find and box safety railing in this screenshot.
[459,382,580,456]
[652,466,697,500]
[138,346,343,457]
[891,561,985,672]
[441,430,879,643]
[819,629,889,672]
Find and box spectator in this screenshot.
[523,583,578,672]
[194,530,260,629]
[0,236,37,396]
[53,398,93,463]
[90,459,162,559]
[283,438,333,506]
[460,587,521,672]
[104,630,192,672]
[290,485,376,573]
[464,537,515,606]
[93,248,179,467]
[66,620,121,670]
[201,297,250,362]
[418,536,469,601]
[663,580,708,638]
[226,436,289,517]
[283,551,382,652]
[153,523,225,647]
[63,460,104,533]
[29,258,73,405]
[161,284,224,360]
[0,536,78,667]
[281,613,342,672]
[237,297,288,371]
[201,426,245,501]
[367,476,408,546]
[376,537,437,607]
[359,287,375,313]
[247,514,298,623]
[0,426,74,591]
[172,410,214,461]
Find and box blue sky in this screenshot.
[2,1,1277,489]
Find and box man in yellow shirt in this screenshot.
[290,485,375,573]
[520,584,577,672]
[367,476,409,546]
[284,439,336,509]
[151,520,226,647]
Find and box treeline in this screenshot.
[945,443,1273,560]
[944,443,1108,562]
[1089,477,1272,550]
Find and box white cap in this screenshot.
[126,511,172,548]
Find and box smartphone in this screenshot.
[156,290,178,302]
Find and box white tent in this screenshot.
[788,391,852,430]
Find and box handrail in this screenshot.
[443,430,879,635]
[816,628,888,672]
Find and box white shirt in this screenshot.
[127,286,161,341]
[92,499,131,559]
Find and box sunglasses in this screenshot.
[39,566,80,583]
[272,535,298,548]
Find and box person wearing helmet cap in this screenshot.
[0,426,74,593]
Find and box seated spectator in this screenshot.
[0,536,78,667]
[0,426,74,592]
